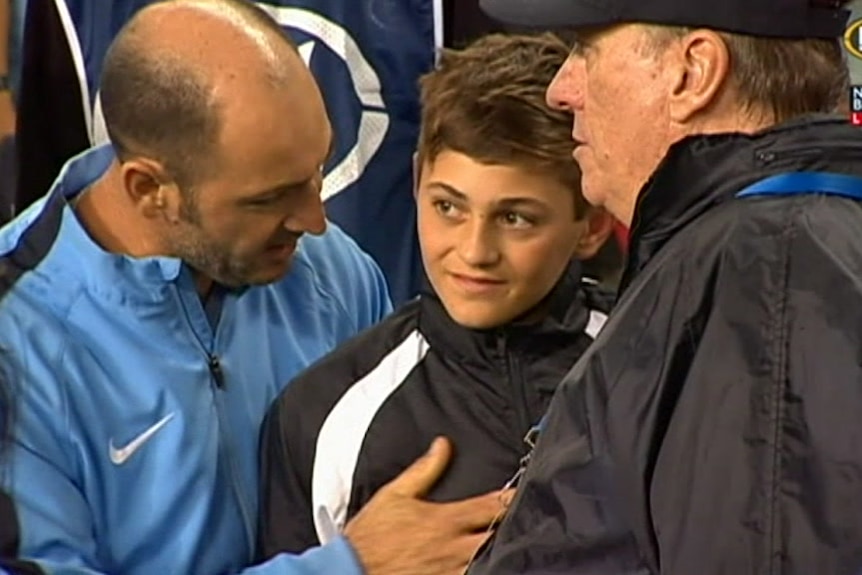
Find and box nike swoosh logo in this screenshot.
[109,413,176,465]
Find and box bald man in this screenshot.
[0,1,507,574]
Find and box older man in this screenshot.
[469,0,862,573]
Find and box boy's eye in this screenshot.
[432,199,460,217]
[500,211,534,228]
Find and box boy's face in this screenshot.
[417,149,608,330]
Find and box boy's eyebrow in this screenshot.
[496,197,547,209]
[426,181,468,200]
[426,182,548,209]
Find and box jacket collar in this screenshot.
[418,260,596,369]
[47,145,184,288]
[620,114,862,293]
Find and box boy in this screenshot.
[258,32,615,557]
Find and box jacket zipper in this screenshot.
[173,284,255,562]
[208,355,226,388]
[496,333,531,442]
[465,413,542,572]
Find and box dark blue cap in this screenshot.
[479,0,851,39]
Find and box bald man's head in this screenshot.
[99,0,300,189]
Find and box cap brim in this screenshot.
[480,0,851,38]
[479,0,609,29]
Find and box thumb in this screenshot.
[384,436,452,498]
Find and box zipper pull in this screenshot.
[501,424,544,491]
[524,423,541,449]
[502,462,526,492]
[465,417,541,574]
[208,355,226,388]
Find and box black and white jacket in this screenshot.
[257,262,613,558]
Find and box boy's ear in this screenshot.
[573,207,615,260]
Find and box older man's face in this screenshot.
[546,24,676,226]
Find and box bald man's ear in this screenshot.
[667,29,731,124]
[119,157,177,220]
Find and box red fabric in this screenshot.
[614,222,629,254]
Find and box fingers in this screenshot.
[461,530,494,556]
[383,436,453,498]
[454,531,495,574]
[442,489,514,531]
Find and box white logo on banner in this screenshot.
[257,5,390,201]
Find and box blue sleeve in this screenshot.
[302,222,393,335]
[3,342,106,574]
[241,537,363,575]
[8,394,363,575]
[2,328,365,575]
[352,247,393,329]
[332,222,393,330]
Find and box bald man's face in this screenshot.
[163,60,332,287]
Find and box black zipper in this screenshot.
[497,332,531,441]
[208,354,226,388]
[173,284,255,559]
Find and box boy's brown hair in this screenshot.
[417,33,588,215]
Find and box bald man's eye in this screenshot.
[246,195,281,207]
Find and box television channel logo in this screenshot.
[851,86,862,126]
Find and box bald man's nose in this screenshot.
[288,182,327,236]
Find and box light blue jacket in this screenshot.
[0,146,392,574]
